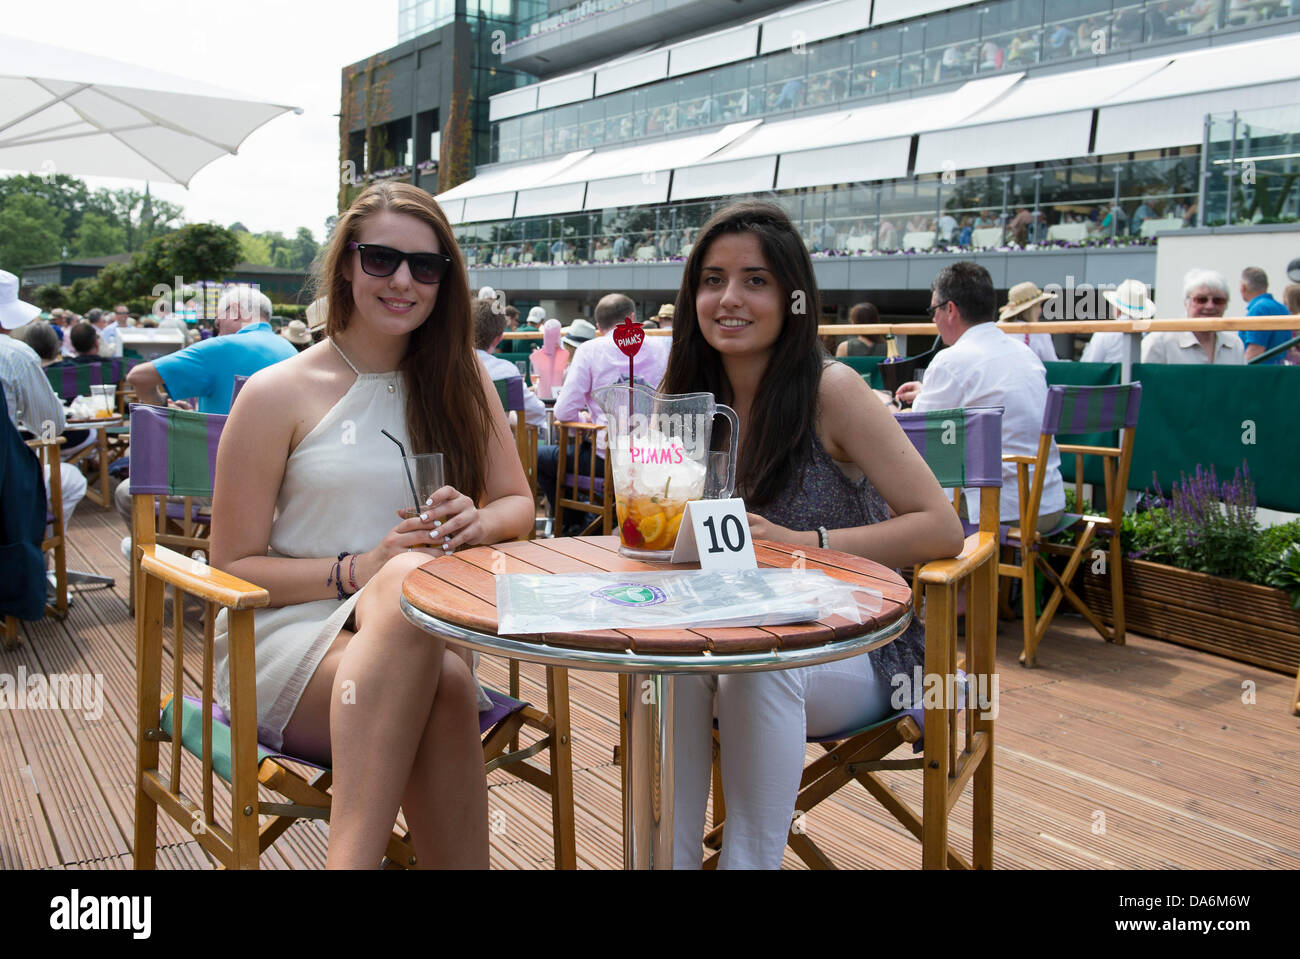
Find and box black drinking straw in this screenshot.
[381,429,421,511]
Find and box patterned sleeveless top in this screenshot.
[753,431,925,687]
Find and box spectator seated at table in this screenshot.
[896,262,1066,533]
[126,284,296,416]
[473,298,546,428]
[114,285,298,534]
[13,319,60,367]
[1082,278,1156,363]
[1141,268,1244,365]
[1237,266,1293,364]
[0,271,87,525]
[536,295,670,532]
[209,182,533,869]
[661,202,963,869]
[43,321,104,455]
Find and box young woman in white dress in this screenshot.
[211,183,534,868]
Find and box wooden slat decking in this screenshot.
[2,502,1297,869]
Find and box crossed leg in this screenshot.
[280,551,489,868]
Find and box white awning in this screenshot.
[488,86,538,122]
[669,25,758,77]
[914,111,1094,174]
[1096,80,1300,154]
[514,182,588,218]
[871,0,972,24]
[758,0,873,55]
[535,72,595,110]
[595,49,669,97]
[435,150,591,202]
[585,173,671,209]
[462,192,516,222]
[777,137,912,189]
[1102,34,1300,104]
[963,59,1169,126]
[671,156,776,200]
[440,198,465,224]
[540,121,758,185]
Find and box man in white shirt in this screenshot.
[1141,269,1245,365]
[0,270,88,524]
[472,299,546,429]
[539,293,671,531]
[896,262,1065,531]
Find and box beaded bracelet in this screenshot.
[327,551,349,600]
[348,554,358,593]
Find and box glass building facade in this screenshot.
[452,148,1200,265]
[1204,104,1300,226]
[490,0,1299,164]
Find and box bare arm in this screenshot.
[126,362,168,406]
[1244,343,1265,363]
[750,364,963,569]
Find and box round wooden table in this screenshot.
[400,534,913,869]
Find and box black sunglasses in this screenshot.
[925,299,952,318]
[347,242,452,285]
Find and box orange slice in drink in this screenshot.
[638,512,666,549]
[662,512,683,548]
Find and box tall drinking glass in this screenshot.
[399,453,446,519]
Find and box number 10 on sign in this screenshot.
[670,498,758,570]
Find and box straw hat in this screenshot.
[656,303,675,320]
[0,270,40,331]
[562,318,596,349]
[999,281,1056,321]
[304,298,328,333]
[282,319,311,345]
[1101,278,1156,319]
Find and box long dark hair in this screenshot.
[313,182,493,501]
[660,201,825,507]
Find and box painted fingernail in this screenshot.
[425,496,433,506]
[433,520,442,528]
[442,543,452,552]
[429,529,438,540]
[419,512,429,522]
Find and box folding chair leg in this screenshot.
[1109,535,1126,645]
[2,616,19,651]
[546,666,577,870]
[1019,548,1038,667]
[133,572,165,870]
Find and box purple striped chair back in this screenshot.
[46,358,122,403]
[894,407,1004,490]
[1041,383,1142,436]
[493,375,525,413]
[230,375,250,407]
[127,404,227,498]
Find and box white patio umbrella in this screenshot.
[0,33,301,186]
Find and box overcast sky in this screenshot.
[4,0,400,240]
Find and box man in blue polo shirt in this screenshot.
[126,284,295,414]
[1237,266,1293,365]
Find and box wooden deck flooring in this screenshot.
[3,500,1298,870]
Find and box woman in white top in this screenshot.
[211,183,534,868]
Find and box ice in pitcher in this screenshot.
[610,429,706,552]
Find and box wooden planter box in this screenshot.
[1081,558,1300,675]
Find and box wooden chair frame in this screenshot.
[553,421,613,536]
[703,409,1002,869]
[1002,397,1140,667]
[3,436,67,649]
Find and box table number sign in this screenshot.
[670,497,757,570]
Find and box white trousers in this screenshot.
[47,461,87,528]
[672,654,896,869]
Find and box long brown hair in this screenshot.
[313,182,493,501]
[660,201,826,507]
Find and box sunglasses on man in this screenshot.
[1190,294,1228,307]
[348,242,453,285]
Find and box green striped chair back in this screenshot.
[127,404,226,498]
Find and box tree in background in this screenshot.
[73,211,128,257]
[0,194,66,270]
[32,284,68,311]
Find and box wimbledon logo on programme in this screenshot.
[591,583,667,607]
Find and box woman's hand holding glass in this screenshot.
[355,484,482,588]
